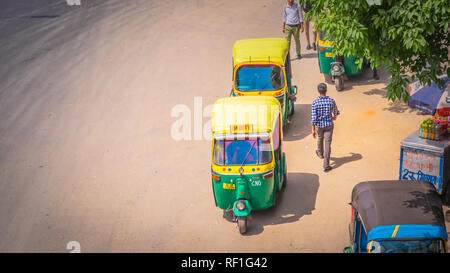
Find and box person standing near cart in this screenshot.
[282,0,304,59]
[311,83,340,172]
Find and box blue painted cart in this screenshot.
[399,130,450,204]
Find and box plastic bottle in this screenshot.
[431,124,436,140]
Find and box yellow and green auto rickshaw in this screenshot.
[211,96,287,234]
[317,31,373,91]
[231,38,298,126]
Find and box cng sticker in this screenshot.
[251,180,261,186]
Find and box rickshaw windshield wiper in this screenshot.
[239,139,257,168]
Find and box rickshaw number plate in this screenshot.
[325,52,334,58]
[223,183,235,190]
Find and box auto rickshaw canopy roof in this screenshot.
[211,96,281,134]
[232,38,289,67]
[351,180,447,241]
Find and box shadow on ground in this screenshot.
[363,88,431,115]
[330,152,363,169]
[242,172,319,236]
[290,52,317,61]
[284,104,312,142]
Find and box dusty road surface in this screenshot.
[0,0,443,252]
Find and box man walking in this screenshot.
[282,0,304,59]
[311,83,340,172]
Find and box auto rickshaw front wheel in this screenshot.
[237,216,247,234]
[282,172,287,189]
[335,75,344,91]
[288,99,295,116]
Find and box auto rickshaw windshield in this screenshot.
[235,65,284,91]
[369,239,446,253]
[213,135,272,166]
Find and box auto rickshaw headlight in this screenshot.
[236,201,246,211]
[332,64,340,72]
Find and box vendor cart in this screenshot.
[399,130,450,205]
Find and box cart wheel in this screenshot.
[237,216,247,234]
[336,75,344,91]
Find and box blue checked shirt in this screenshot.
[311,96,340,128]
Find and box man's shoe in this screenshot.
[315,150,324,159]
[306,45,312,50]
[324,166,332,173]
[297,54,302,59]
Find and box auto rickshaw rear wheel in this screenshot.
[237,216,247,234]
[335,75,344,91]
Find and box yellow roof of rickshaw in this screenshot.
[211,96,281,134]
[232,38,289,67]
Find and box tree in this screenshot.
[306,0,450,102]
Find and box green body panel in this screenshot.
[318,46,362,76]
[343,55,362,76]
[281,92,288,126]
[318,46,333,74]
[212,170,276,210]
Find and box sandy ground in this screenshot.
[0,0,447,252]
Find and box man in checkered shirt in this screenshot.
[311,83,340,172]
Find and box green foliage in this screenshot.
[306,0,450,102]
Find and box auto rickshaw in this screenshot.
[345,180,448,253]
[231,38,298,126]
[211,96,287,234]
[317,31,367,91]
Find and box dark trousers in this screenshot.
[316,124,334,169]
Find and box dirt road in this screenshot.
[0,0,427,252]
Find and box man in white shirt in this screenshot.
[282,0,304,59]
